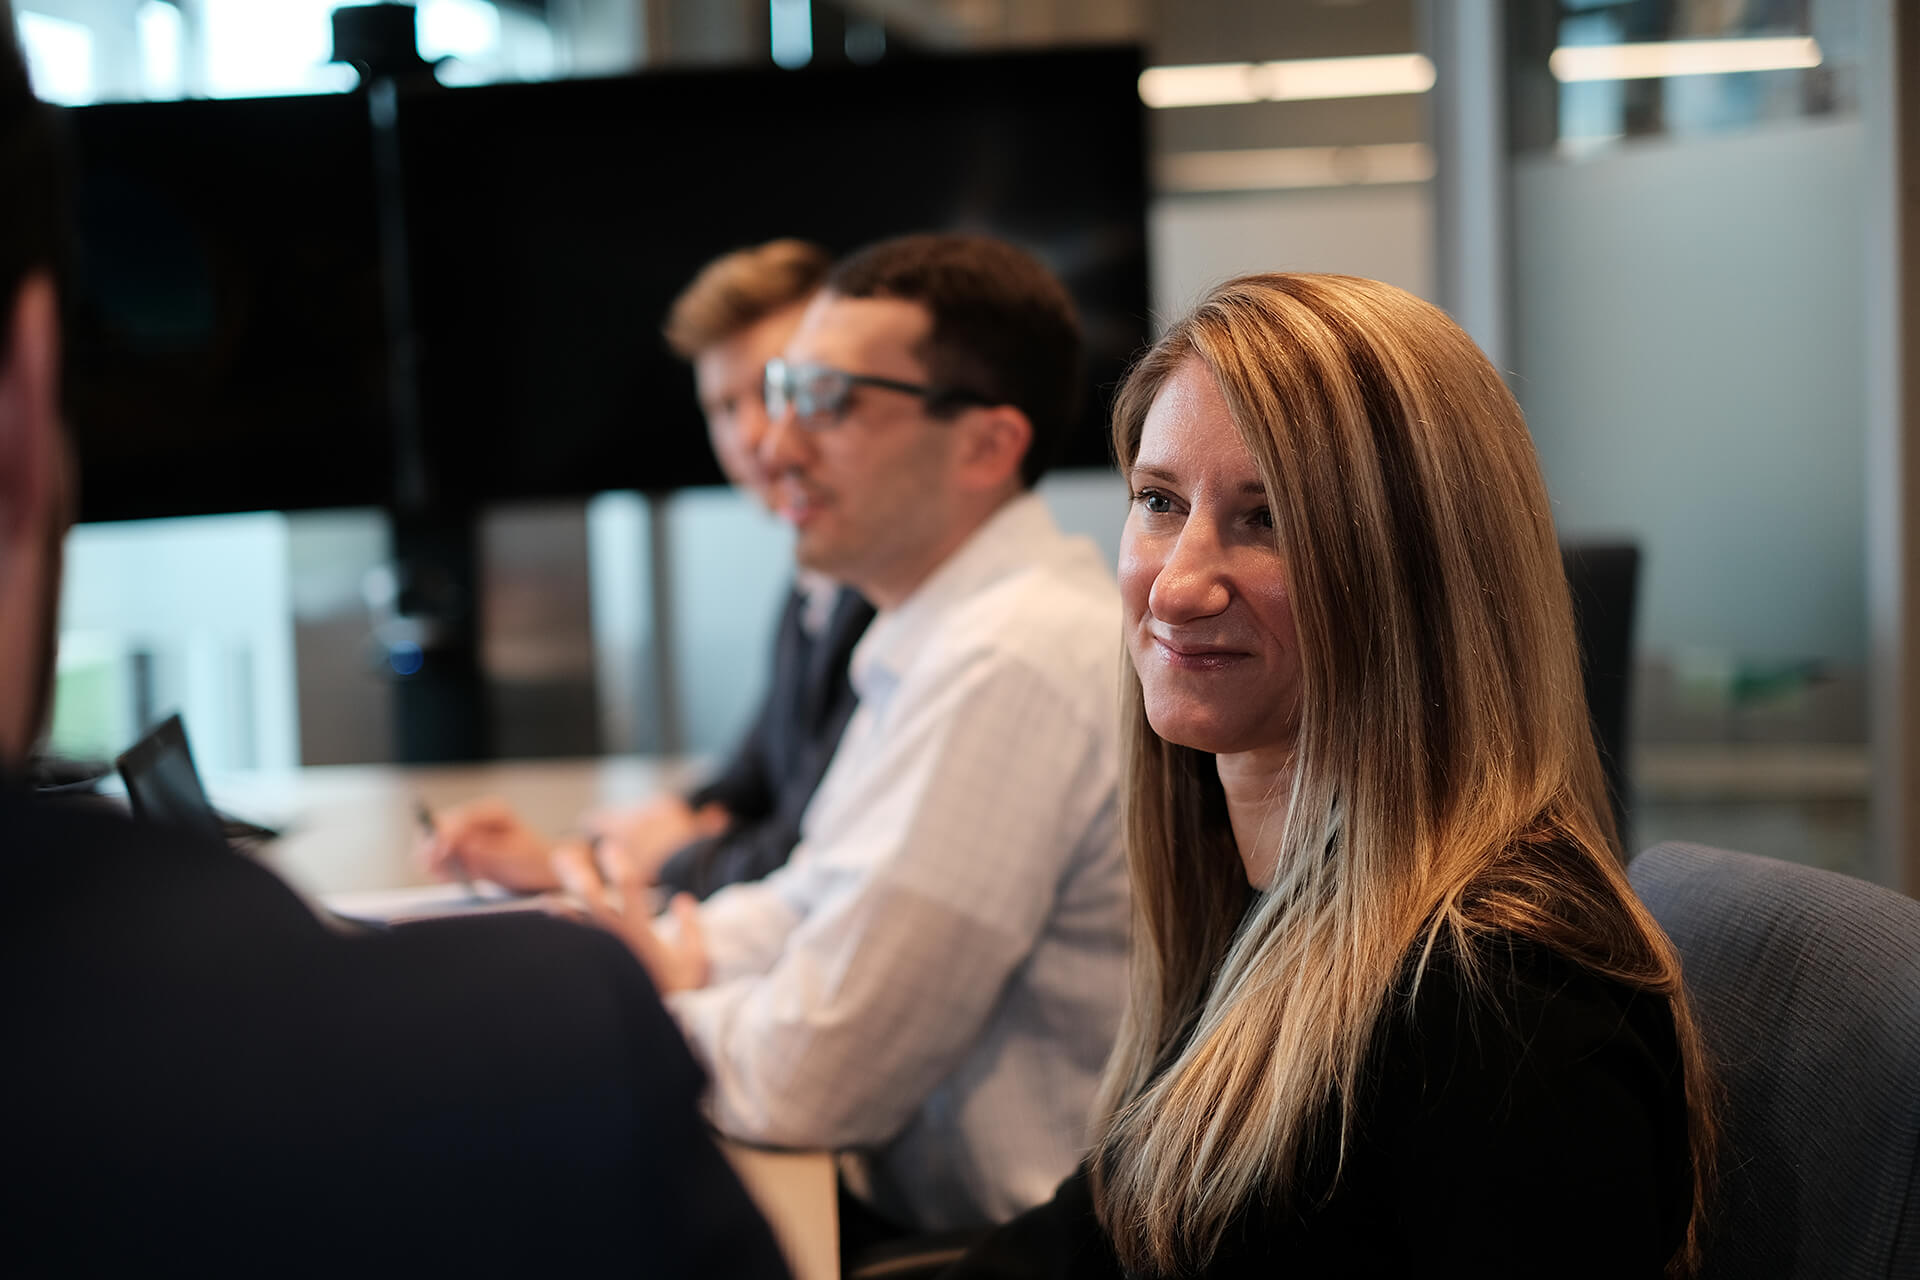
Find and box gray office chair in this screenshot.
[1561,541,1640,844]
[1628,842,1920,1278]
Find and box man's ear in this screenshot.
[955,403,1033,493]
[0,275,60,537]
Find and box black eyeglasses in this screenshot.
[763,357,994,427]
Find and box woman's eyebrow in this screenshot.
[1128,465,1267,498]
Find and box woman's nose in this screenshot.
[1147,522,1231,623]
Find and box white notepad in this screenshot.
[321,881,565,925]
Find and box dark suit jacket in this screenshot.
[0,778,789,1278]
[660,583,874,899]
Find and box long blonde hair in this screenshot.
[1092,274,1714,1275]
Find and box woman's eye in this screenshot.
[1134,489,1173,515]
[1252,507,1274,530]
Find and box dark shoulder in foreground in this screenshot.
[943,931,1690,1280]
[0,785,788,1278]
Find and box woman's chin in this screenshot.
[1145,711,1236,756]
[1146,708,1295,761]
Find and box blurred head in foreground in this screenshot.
[0,3,73,766]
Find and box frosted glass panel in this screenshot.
[1514,120,1865,672]
[1512,117,1866,766]
[587,491,655,754]
[1150,184,1435,322]
[661,489,793,756]
[55,513,300,771]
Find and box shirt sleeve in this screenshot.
[675,868,806,987]
[667,647,1113,1152]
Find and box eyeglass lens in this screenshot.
[766,360,855,423]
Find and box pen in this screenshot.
[414,797,479,898]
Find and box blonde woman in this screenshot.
[945,274,1713,1278]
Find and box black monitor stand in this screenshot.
[340,6,490,763]
[382,511,490,762]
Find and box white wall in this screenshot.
[1513,119,1867,666]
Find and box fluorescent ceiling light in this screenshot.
[1138,62,1263,108]
[1140,53,1434,109]
[1261,53,1435,101]
[1549,36,1822,82]
[1160,142,1435,193]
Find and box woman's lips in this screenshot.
[1153,638,1251,671]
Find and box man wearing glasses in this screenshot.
[427,240,877,900]
[563,233,1128,1246]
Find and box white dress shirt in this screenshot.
[668,492,1129,1231]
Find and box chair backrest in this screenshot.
[1561,541,1640,841]
[1628,842,1920,1279]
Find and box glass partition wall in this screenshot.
[1502,0,1872,876]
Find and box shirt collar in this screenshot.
[794,568,843,638]
[847,492,1059,700]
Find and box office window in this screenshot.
[17,9,95,105]
[1505,0,1871,875]
[200,0,358,97]
[136,0,183,100]
[53,513,302,774]
[1512,0,1862,157]
[423,0,558,86]
[14,0,560,105]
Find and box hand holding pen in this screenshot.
[414,798,479,898]
[414,795,566,894]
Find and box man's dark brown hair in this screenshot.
[826,232,1082,489]
[663,238,831,359]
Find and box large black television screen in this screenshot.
[398,46,1150,501]
[56,48,1149,521]
[63,94,395,522]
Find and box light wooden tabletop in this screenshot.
[215,755,704,898]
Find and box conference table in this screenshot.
[210,756,839,1280]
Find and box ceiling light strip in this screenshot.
[1139,53,1435,109]
[1549,36,1822,83]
